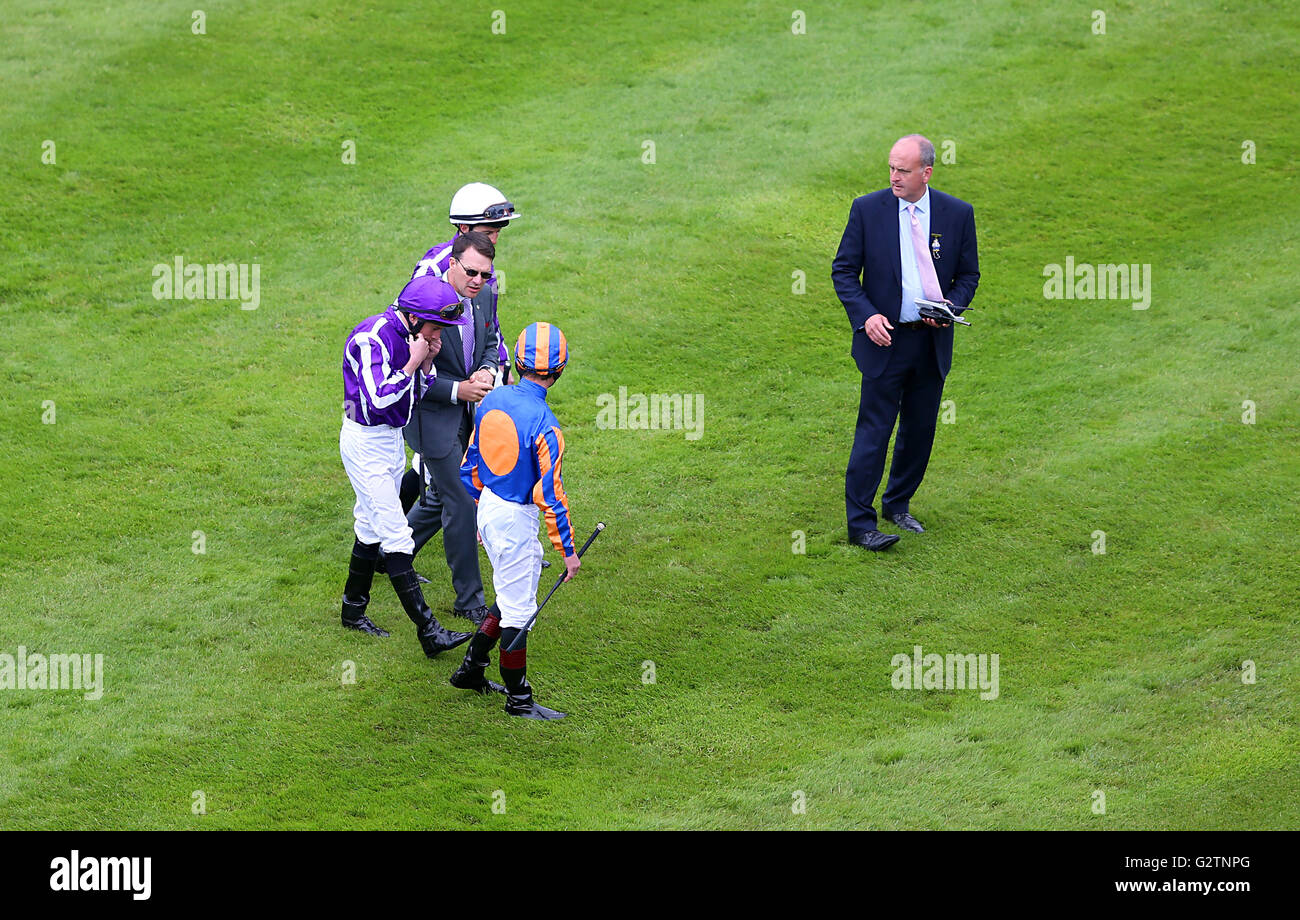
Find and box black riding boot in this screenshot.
[341,540,389,636]
[450,604,506,694]
[499,628,565,719]
[375,550,428,582]
[399,467,421,515]
[386,552,470,657]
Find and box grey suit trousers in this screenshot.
[406,417,484,611]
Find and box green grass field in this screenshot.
[1,0,1297,829]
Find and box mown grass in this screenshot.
[0,0,1296,829]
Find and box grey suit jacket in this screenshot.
[403,292,501,461]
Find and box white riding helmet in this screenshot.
[448,182,519,227]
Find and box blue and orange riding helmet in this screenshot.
[514,322,569,377]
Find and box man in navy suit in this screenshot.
[832,134,980,550]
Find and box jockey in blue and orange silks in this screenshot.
[453,322,578,720]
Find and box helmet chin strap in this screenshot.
[399,310,424,339]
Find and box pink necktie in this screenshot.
[908,205,944,302]
[462,302,475,372]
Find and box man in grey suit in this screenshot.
[404,231,500,626]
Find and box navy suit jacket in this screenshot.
[831,187,979,379]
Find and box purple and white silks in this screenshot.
[341,306,434,428]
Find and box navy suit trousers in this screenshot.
[846,326,944,535]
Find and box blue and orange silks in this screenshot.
[460,378,575,556]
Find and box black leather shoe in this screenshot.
[454,605,489,627]
[888,512,925,533]
[849,531,901,551]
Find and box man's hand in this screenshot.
[562,552,580,582]
[864,313,894,346]
[403,337,431,374]
[922,299,955,328]
[470,368,495,387]
[457,377,493,403]
[421,335,440,373]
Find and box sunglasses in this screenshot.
[452,258,494,281]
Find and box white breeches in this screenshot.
[340,418,415,555]
[477,487,543,630]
